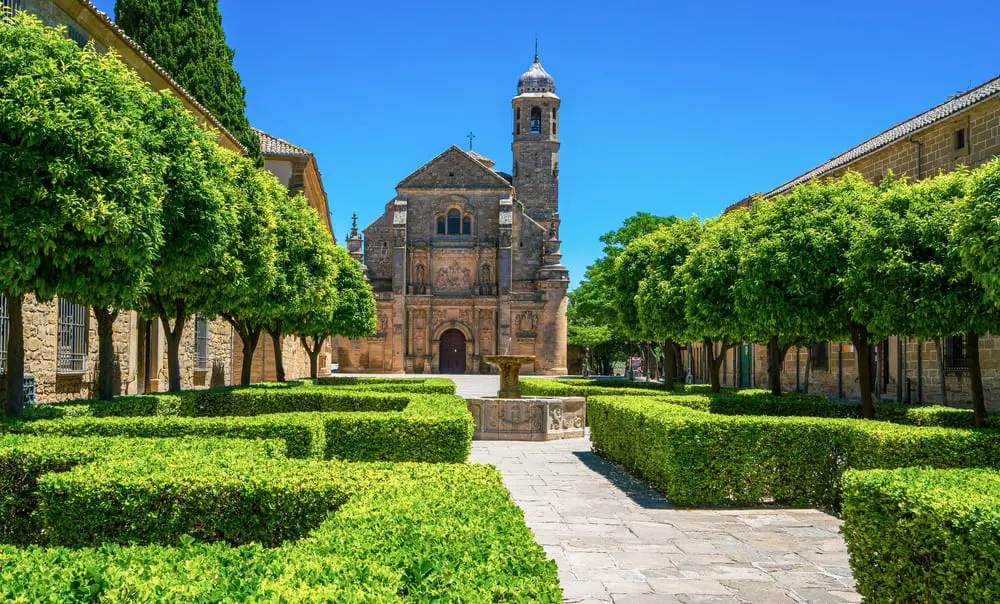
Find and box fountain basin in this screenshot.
[467,396,586,441]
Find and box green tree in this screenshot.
[0,14,165,414]
[958,157,1000,303]
[291,247,377,379]
[140,124,231,394]
[629,219,703,387]
[678,210,750,392]
[114,0,262,163]
[737,174,871,408]
[265,194,338,382]
[854,169,1000,426]
[206,157,280,386]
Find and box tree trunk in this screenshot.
[239,327,261,387]
[299,335,326,380]
[804,347,812,394]
[662,339,676,389]
[766,335,783,396]
[155,299,186,393]
[705,337,720,393]
[968,332,986,428]
[4,292,24,418]
[851,323,875,419]
[934,337,948,406]
[93,306,119,401]
[270,321,285,382]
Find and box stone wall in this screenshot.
[1,296,232,403]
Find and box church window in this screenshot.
[955,128,966,151]
[462,216,471,235]
[530,107,541,134]
[437,216,446,235]
[515,108,521,135]
[447,209,461,235]
[551,108,557,135]
[944,335,969,371]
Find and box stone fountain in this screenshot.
[466,355,585,441]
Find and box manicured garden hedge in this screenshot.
[842,467,1000,602]
[520,377,673,398]
[588,395,1000,508]
[315,376,456,394]
[7,386,473,463]
[0,434,561,601]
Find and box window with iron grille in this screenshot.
[810,341,829,371]
[66,24,89,48]
[1,0,25,16]
[194,314,210,371]
[57,299,88,373]
[0,293,8,374]
[944,335,969,371]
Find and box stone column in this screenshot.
[391,200,407,373]
[535,212,569,374]
[498,198,513,357]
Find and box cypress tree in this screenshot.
[115,0,262,164]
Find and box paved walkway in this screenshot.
[471,435,859,604]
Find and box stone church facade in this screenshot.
[336,57,569,374]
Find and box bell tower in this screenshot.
[512,52,560,222]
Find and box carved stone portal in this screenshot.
[435,261,472,291]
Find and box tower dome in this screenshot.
[517,57,555,94]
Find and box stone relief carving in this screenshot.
[515,311,538,337]
[374,313,389,338]
[499,231,512,248]
[435,261,472,291]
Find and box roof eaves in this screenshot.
[757,74,1000,201]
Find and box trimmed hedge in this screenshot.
[0,435,561,601]
[520,377,674,398]
[589,395,1000,508]
[315,376,457,394]
[842,468,1000,602]
[8,388,473,463]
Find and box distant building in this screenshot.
[691,75,1000,406]
[337,56,570,374]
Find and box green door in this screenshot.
[739,344,752,388]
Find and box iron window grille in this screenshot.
[195,314,210,371]
[0,293,7,373]
[810,341,829,371]
[1,0,25,16]
[57,299,88,373]
[944,335,969,371]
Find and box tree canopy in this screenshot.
[114,0,262,163]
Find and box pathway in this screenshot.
[343,374,859,602]
[470,435,859,604]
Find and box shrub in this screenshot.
[842,468,1000,602]
[589,395,1000,508]
[314,377,456,394]
[0,435,560,601]
[8,389,473,463]
[520,377,672,398]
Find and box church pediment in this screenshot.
[397,146,512,190]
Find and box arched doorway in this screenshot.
[439,329,467,374]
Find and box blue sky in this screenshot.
[92,0,1000,288]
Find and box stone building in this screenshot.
[336,56,570,374]
[690,74,1000,408]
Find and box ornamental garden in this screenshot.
[5,7,1000,603]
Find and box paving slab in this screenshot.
[470,432,858,603]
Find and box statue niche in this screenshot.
[478,263,496,295]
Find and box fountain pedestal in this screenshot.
[466,355,585,441]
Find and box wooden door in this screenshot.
[439,329,467,374]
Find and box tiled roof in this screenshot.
[755,74,1000,202]
[255,128,312,157]
[72,0,247,155]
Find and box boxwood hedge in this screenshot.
[314,376,457,394]
[7,386,473,463]
[842,467,1000,602]
[588,395,1000,508]
[0,434,561,601]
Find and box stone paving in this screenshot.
[470,435,859,604]
[343,374,860,602]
